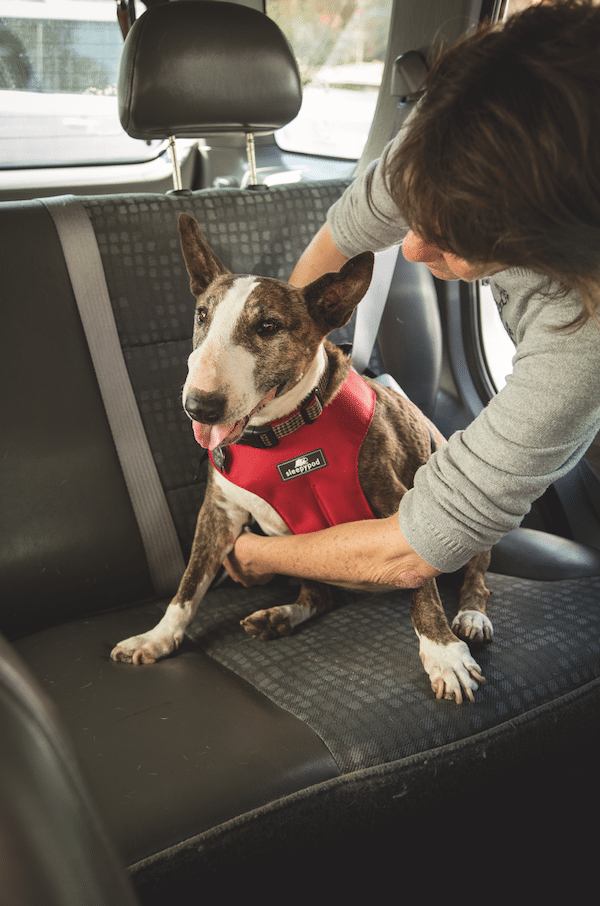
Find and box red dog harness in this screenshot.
[209,368,377,534]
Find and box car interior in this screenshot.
[1,1,599,902]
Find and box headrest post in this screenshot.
[245,133,258,187]
[168,135,183,191]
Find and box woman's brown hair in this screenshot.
[389,0,600,327]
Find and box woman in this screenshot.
[225,0,600,592]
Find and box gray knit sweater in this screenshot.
[327,135,600,571]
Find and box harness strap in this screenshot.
[213,368,377,533]
[41,195,185,597]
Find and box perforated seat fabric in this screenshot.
[187,574,600,771]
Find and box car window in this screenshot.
[0,0,162,168]
[477,0,538,392]
[479,283,516,391]
[268,0,393,160]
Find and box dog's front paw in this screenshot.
[452,610,494,644]
[241,606,294,640]
[419,637,485,704]
[110,631,182,665]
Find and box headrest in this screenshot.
[118,1,302,140]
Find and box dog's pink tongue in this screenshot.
[191,387,278,451]
[192,421,237,451]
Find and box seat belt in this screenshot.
[41,195,185,598]
[353,246,435,456]
[351,52,427,389]
[351,244,401,376]
[352,244,408,400]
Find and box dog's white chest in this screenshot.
[213,468,290,537]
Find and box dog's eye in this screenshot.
[196,307,208,325]
[257,319,279,337]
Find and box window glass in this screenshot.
[477,0,536,392]
[0,0,162,168]
[268,0,393,160]
[479,283,516,391]
[503,0,540,16]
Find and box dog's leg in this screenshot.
[451,550,494,644]
[411,579,485,704]
[110,475,249,664]
[241,579,335,640]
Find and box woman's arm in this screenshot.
[288,221,349,286]
[223,514,440,591]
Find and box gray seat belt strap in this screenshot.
[352,73,425,377]
[41,195,185,597]
[352,244,400,375]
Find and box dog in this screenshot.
[110,213,493,704]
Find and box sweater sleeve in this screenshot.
[327,131,409,256]
[398,287,600,572]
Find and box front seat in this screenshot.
[0,634,139,906]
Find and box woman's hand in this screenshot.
[224,531,277,587]
[223,515,440,591]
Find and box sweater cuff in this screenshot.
[398,488,486,574]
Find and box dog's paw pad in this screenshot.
[452,610,494,644]
[241,607,294,641]
[419,638,485,704]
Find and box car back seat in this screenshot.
[1,3,599,900]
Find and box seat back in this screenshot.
[0,182,353,638]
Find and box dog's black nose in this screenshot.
[185,390,227,424]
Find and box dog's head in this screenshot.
[178,212,374,450]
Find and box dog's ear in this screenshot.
[302,251,375,333]
[178,213,230,296]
